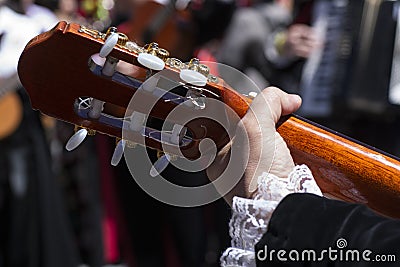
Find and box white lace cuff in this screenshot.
[220,164,322,267]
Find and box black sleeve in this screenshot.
[255,193,400,266]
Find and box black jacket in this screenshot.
[255,193,400,266]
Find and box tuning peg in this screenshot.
[137,42,168,71]
[150,153,171,177]
[99,32,119,58]
[65,128,88,151]
[180,69,207,86]
[99,29,129,76]
[99,32,119,76]
[180,58,209,86]
[138,53,165,71]
[111,139,126,166]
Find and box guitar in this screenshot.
[18,22,400,217]
[0,74,23,140]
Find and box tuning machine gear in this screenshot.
[180,58,209,86]
[100,27,129,57]
[99,27,129,77]
[137,42,169,71]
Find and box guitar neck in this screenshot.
[278,114,400,218]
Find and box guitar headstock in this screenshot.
[18,21,253,170]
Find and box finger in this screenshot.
[295,45,317,58]
[294,38,322,57]
[253,87,301,124]
[294,46,313,58]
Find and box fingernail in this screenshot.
[290,94,302,105]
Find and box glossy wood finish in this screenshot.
[18,22,236,159]
[18,22,400,218]
[19,22,132,139]
[278,115,400,218]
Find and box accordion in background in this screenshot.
[298,0,400,117]
[347,0,400,116]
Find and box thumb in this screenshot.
[251,87,302,126]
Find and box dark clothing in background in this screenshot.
[0,88,80,267]
[256,193,400,266]
[53,122,105,267]
[113,146,231,267]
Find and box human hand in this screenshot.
[206,87,302,205]
[282,24,321,58]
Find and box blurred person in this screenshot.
[1,0,57,27]
[54,0,86,24]
[217,0,294,90]
[25,2,58,29]
[260,1,357,145]
[113,156,210,267]
[265,0,400,158]
[49,123,107,267]
[263,0,325,113]
[0,0,80,266]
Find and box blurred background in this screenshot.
[1,0,400,266]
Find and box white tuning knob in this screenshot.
[111,139,126,166]
[137,53,165,71]
[180,69,207,86]
[65,128,88,151]
[150,153,171,177]
[99,33,119,58]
